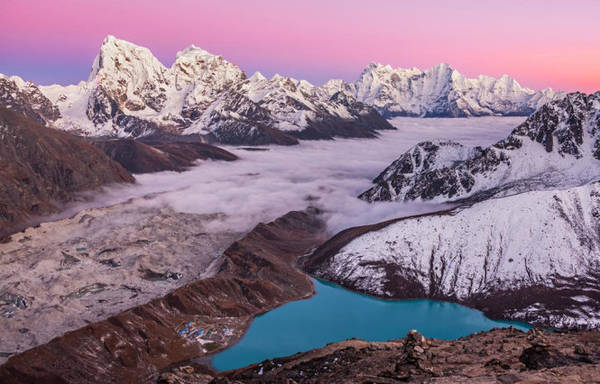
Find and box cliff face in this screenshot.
[0,108,133,239]
[0,211,327,384]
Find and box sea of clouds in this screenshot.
[66,116,525,235]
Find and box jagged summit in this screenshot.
[89,35,164,81]
[360,91,600,203]
[175,44,215,59]
[248,71,267,82]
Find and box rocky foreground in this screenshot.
[162,328,600,383]
[180,328,600,384]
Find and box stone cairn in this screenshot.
[403,329,429,365]
[520,328,569,370]
[394,329,440,378]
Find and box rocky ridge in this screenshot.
[0,74,60,125]
[90,138,237,174]
[360,91,600,203]
[0,107,133,239]
[185,328,600,383]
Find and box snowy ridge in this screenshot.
[360,92,600,202]
[11,36,389,143]
[312,182,600,328]
[324,63,564,118]
[184,71,392,139]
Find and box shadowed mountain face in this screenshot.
[0,107,134,239]
[0,75,60,126]
[90,138,237,174]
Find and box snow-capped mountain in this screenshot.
[306,181,600,329]
[1,36,390,144]
[324,63,563,118]
[1,36,567,145]
[360,91,600,202]
[0,74,60,125]
[40,36,248,138]
[184,72,394,141]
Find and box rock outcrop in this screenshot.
[90,138,237,174]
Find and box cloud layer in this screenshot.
[67,117,524,235]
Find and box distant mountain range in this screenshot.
[324,62,563,118]
[0,36,565,145]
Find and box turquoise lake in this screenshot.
[212,279,530,371]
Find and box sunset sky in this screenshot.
[1,0,598,92]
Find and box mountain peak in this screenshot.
[175,44,216,60]
[249,71,267,82]
[90,36,164,81]
[427,62,455,76]
[99,35,145,53]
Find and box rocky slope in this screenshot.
[0,107,133,240]
[360,91,600,203]
[90,138,237,173]
[3,36,392,145]
[324,62,563,118]
[0,210,327,383]
[305,181,600,329]
[177,328,600,383]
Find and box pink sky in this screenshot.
[1,0,599,92]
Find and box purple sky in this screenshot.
[1,0,599,92]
